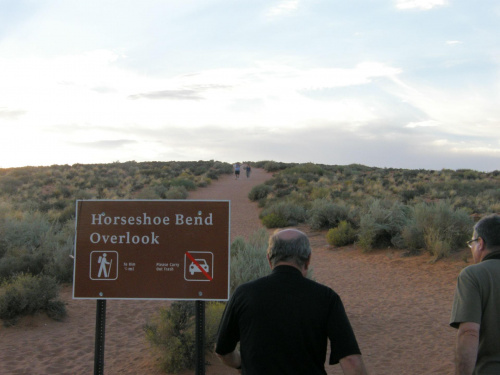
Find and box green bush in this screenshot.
[248,184,273,201]
[230,229,271,294]
[262,213,288,228]
[308,199,349,230]
[205,302,226,350]
[403,201,473,260]
[144,302,196,373]
[0,215,74,282]
[164,186,188,200]
[326,221,357,247]
[0,211,52,258]
[0,274,66,325]
[170,178,197,191]
[144,300,228,373]
[260,201,307,227]
[357,200,409,251]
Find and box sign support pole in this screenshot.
[195,300,206,375]
[94,299,107,375]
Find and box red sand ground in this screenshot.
[0,168,468,374]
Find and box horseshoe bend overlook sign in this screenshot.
[73,200,230,301]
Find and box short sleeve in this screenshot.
[328,294,361,364]
[215,289,241,355]
[450,268,482,328]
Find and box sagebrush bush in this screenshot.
[357,200,409,251]
[404,201,473,259]
[248,184,273,201]
[262,213,288,228]
[0,273,66,325]
[170,178,197,191]
[205,302,226,350]
[164,186,188,199]
[230,229,271,294]
[308,199,349,230]
[260,201,307,227]
[326,221,356,247]
[144,302,196,373]
[0,215,75,282]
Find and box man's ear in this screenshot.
[267,254,273,269]
[304,256,311,270]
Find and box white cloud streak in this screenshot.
[395,0,449,10]
[265,0,300,18]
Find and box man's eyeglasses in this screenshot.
[467,238,479,248]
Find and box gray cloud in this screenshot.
[72,139,137,149]
[128,84,231,101]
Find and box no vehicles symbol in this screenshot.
[184,251,213,281]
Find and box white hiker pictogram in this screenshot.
[97,252,112,278]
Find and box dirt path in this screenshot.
[0,167,466,374]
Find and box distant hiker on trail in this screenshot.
[233,163,241,179]
[245,164,251,178]
[215,228,369,375]
[450,214,500,374]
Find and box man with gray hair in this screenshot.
[216,228,368,374]
[450,214,500,374]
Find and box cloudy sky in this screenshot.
[1,0,499,171]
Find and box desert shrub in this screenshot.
[308,199,349,230]
[282,163,324,176]
[0,249,48,281]
[403,201,473,260]
[42,220,75,283]
[0,274,66,325]
[145,299,227,373]
[164,186,188,200]
[136,186,161,199]
[262,213,288,228]
[230,229,271,294]
[248,184,273,201]
[357,200,409,252]
[0,213,74,282]
[401,225,425,251]
[170,178,197,191]
[260,201,307,227]
[0,211,52,257]
[263,161,290,172]
[326,221,357,247]
[205,302,226,349]
[144,302,196,373]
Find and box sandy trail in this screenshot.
[0,167,466,374]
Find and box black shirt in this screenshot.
[215,265,361,374]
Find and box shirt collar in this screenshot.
[482,251,500,262]
[272,264,303,276]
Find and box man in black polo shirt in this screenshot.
[215,228,368,374]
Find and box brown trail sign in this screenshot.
[73,200,230,301]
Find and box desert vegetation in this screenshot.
[249,161,499,259]
[0,160,233,324]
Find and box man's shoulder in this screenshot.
[461,259,500,274]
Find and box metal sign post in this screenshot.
[195,301,206,375]
[94,299,107,375]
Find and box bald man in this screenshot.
[215,229,368,375]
